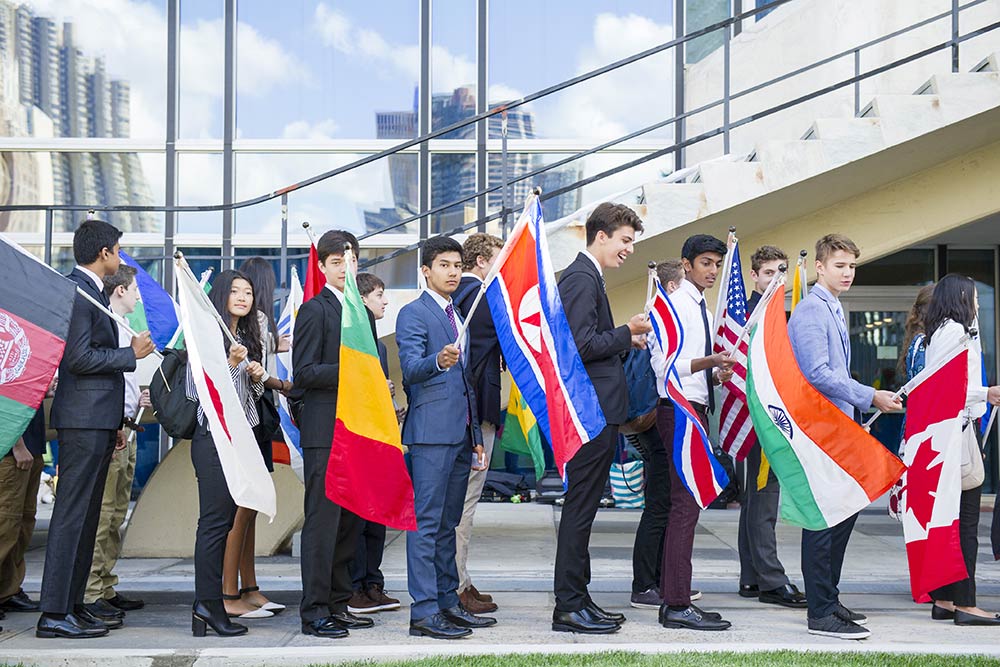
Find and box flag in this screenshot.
[500,381,546,480]
[119,251,181,350]
[303,244,325,302]
[649,281,729,508]
[981,357,994,440]
[175,261,276,519]
[712,239,755,462]
[0,237,76,458]
[746,282,905,530]
[485,196,606,478]
[326,263,416,531]
[901,345,969,602]
[273,267,303,480]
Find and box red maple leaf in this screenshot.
[902,434,943,529]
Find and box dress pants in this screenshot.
[351,520,387,590]
[86,434,136,603]
[407,437,472,621]
[801,511,859,618]
[630,426,671,594]
[657,404,703,606]
[737,444,789,591]
[554,424,618,612]
[455,421,497,593]
[931,484,983,607]
[40,428,116,615]
[300,447,362,622]
[0,454,43,603]
[191,424,237,601]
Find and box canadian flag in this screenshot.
[901,347,969,603]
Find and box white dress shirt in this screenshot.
[582,250,603,277]
[425,288,466,369]
[75,265,105,296]
[649,278,713,404]
[324,283,345,304]
[116,322,140,420]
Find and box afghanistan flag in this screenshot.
[500,381,545,480]
[746,282,905,530]
[0,238,77,457]
[326,265,416,531]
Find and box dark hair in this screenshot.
[681,234,727,262]
[815,234,860,262]
[751,245,788,272]
[462,233,504,271]
[898,283,935,375]
[103,263,137,297]
[925,273,978,341]
[356,272,385,297]
[207,269,263,363]
[420,236,464,268]
[73,219,123,265]
[237,256,277,338]
[585,202,643,246]
[316,230,360,264]
[656,259,684,286]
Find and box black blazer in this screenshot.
[291,287,376,450]
[454,275,502,426]
[50,269,136,431]
[557,253,632,425]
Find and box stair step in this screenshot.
[696,162,768,213]
[753,140,830,190]
[916,72,1000,122]
[861,94,948,145]
[638,183,709,233]
[972,52,999,72]
[803,118,885,164]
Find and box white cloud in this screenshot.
[281,119,341,140]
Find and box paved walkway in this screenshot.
[2,500,1000,665]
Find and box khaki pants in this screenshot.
[85,432,136,603]
[455,422,496,593]
[0,454,44,602]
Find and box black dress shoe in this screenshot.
[759,584,808,609]
[690,604,723,621]
[328,610,375,629]
[552,607,620,634]
[36,613,109,639]
[106,593,144,611]
[193,600,248,637]
[75,605,123,630]
[301,616,349,638]
[739,584,759,598]
[1,589,40,613]
[931,604,956,620]
[954,609,1000,626]
[586,601,626,624]
[659,605,731,631]
[409,612,472,639]
[85,599,126,619]
[442,604,497,628]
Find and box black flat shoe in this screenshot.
[409,613,472,639]
[75,605,123,630]
[586,601,626,624]
[552,607,620,634]
[932,605,956,620]
[739,584,759,598]
[328,610,374,629]
[954,609,1000,626]
[107,593,144,611]
[192,600,248,637]
[301,616,349,638]
[759,584,808,609]
[1,590,40,613]
[442,604,496,628]
[36,613,108,639]
[659,605,731,631]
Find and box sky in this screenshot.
[19,0,678,235]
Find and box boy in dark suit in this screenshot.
[37,219,155,639]
[553,203,652,634]
[292,230,374,639]
[397,236,493,639]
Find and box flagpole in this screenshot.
[726,265,787,357]
[127,407,144,445]
[712,227,737,341]
[983,407,998,442]
[165,267,213,349]
[302,221,319,249]
[174,252,239,347]
[644,262,657,314]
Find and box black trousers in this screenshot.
[629,426,671,594]
[300,447,362,622]
[737,444,789,591]
[191,424,237,601]
[931,484,983,607]
[40,429,116,615]
[801,512,858,618]
[352,520,387,590]
[554,424,618,612]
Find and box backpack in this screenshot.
[621,347,659,435]
[149,348,198,440]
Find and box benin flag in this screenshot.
[500,381,546,480]
[325,268,416,531]
[0,238,77,457]
[747,282,904,530]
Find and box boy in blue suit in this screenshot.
[788,233,901,640]
[396,236,494,639]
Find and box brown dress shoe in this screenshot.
[459,588,498,614]
[467,584,494,604]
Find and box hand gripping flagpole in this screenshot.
[174,252,239,347]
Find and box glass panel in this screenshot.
[179,1,223,139]
[120,246,166,284]
[176,246,222,282]
[849,309,908,453]
[854,249,936,287]
[431,0,475,119]
[4,2,167,139]
[431,152,475,235]
[178,153,223,234]
[686,0,728,64]
[360,246,418,290]
[235,1,419,139]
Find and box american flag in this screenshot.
[713,240,756,462]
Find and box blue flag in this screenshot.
[119,251,180,350]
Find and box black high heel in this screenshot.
[192,599,248,637]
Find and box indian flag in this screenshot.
[326,264,416,531]
[746,282,905,530]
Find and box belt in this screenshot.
[657,397,708,415]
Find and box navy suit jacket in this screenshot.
[397,291,482,447]
[454,275,502,427]
[50,269,136,431]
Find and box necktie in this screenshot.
[699,298,715,413]
[445,303,470,425]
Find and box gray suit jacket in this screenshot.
[787,284,874,419]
